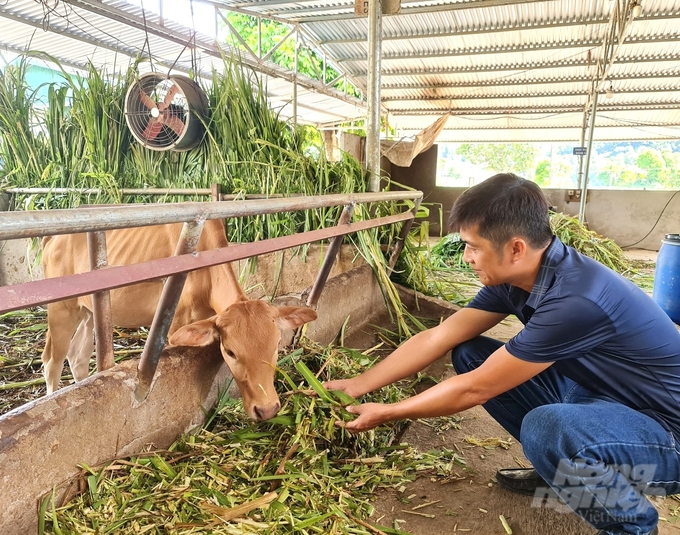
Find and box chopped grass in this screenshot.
[40,339,467,534]
[423,211,655,296]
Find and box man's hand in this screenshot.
[337,403,392,433]
[324,378,367,399]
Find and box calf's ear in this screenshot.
[169,317,220,347]
[275,306,318,330]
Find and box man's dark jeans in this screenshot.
[452,336,680,535]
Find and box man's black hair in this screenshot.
[448,173,553,250]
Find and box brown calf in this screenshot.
[40,219,316,420]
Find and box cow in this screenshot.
[40,218,317,421]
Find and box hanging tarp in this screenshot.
[380,113,449,167]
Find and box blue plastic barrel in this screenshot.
[652,234,680,324]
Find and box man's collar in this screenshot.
[525,236,564,309]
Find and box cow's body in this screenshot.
[40,219,316,420]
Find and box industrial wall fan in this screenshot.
[124,73,210,151]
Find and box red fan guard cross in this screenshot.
[139,83,184,140]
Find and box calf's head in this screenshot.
[168,300,317,421]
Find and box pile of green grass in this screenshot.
[41,340,467,535]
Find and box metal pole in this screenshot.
[211,183,221,202]
[388,196,422,274]
[305,203,355,308]
[0,191,422,241]
[5,187,214,195]
[86,231,115,372]
[293,40,299,127]
[367,0,382,191]
[579,90,599,223]
[576,110,588,190]
[135,220,205,402]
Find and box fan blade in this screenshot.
[163,83,180,106]
[143,121,163,140]
[164,114,185,137]
[138,88,157,111]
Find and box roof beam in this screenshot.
[340,40,598,63]
[351,54,680,77]
[380,71,680,90]
[398,123,680,131]
[285,0,566,23]
[382,87,680,102]
[386,102,680,115]
[225,0,548,14]
[336,33,680,63]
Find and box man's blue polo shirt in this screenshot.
[467,236,680,438]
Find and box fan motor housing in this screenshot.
[125,73,210,152]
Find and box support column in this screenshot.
[576,109,588,191]
[367,0,382,192]
[579,90,599,223]
[292,41,299,127]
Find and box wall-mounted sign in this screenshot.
[573,147,588,156]
[355,0,369,16]
[355,0,401,16]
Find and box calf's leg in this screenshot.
[65,307,94,384]
[42,302,91,394]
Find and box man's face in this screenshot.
[459,225,510,286]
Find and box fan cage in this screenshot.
[124,73,209,152]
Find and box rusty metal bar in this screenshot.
[4,187,288,201]
[135,220,206,402]
[86,231,115,373]
[0,191,422,241]
[305,203,355,308]
[210,183,221,202]
[219,193,289,200]
[0,211,415,314]
[387,196,423,274]
[5,187,214,196]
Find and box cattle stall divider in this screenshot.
[0,190,423,401]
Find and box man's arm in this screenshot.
[324,307,507,398]
[341,346,553,432]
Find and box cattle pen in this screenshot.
[0,190,422,534]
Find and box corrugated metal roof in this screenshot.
[1,0,679,142]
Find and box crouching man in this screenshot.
[325,173,680,535]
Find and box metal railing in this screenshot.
[3,185,290,202]
[0,191,423,401]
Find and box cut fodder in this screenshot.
[427,212,645,285]
[393,228,482,307]
[0,308,149,415]
[549,211,632,273]
[41,340,467,535]
[429,233,469,271]
[464,436,514,450]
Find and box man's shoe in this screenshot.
[496,467,547,496]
